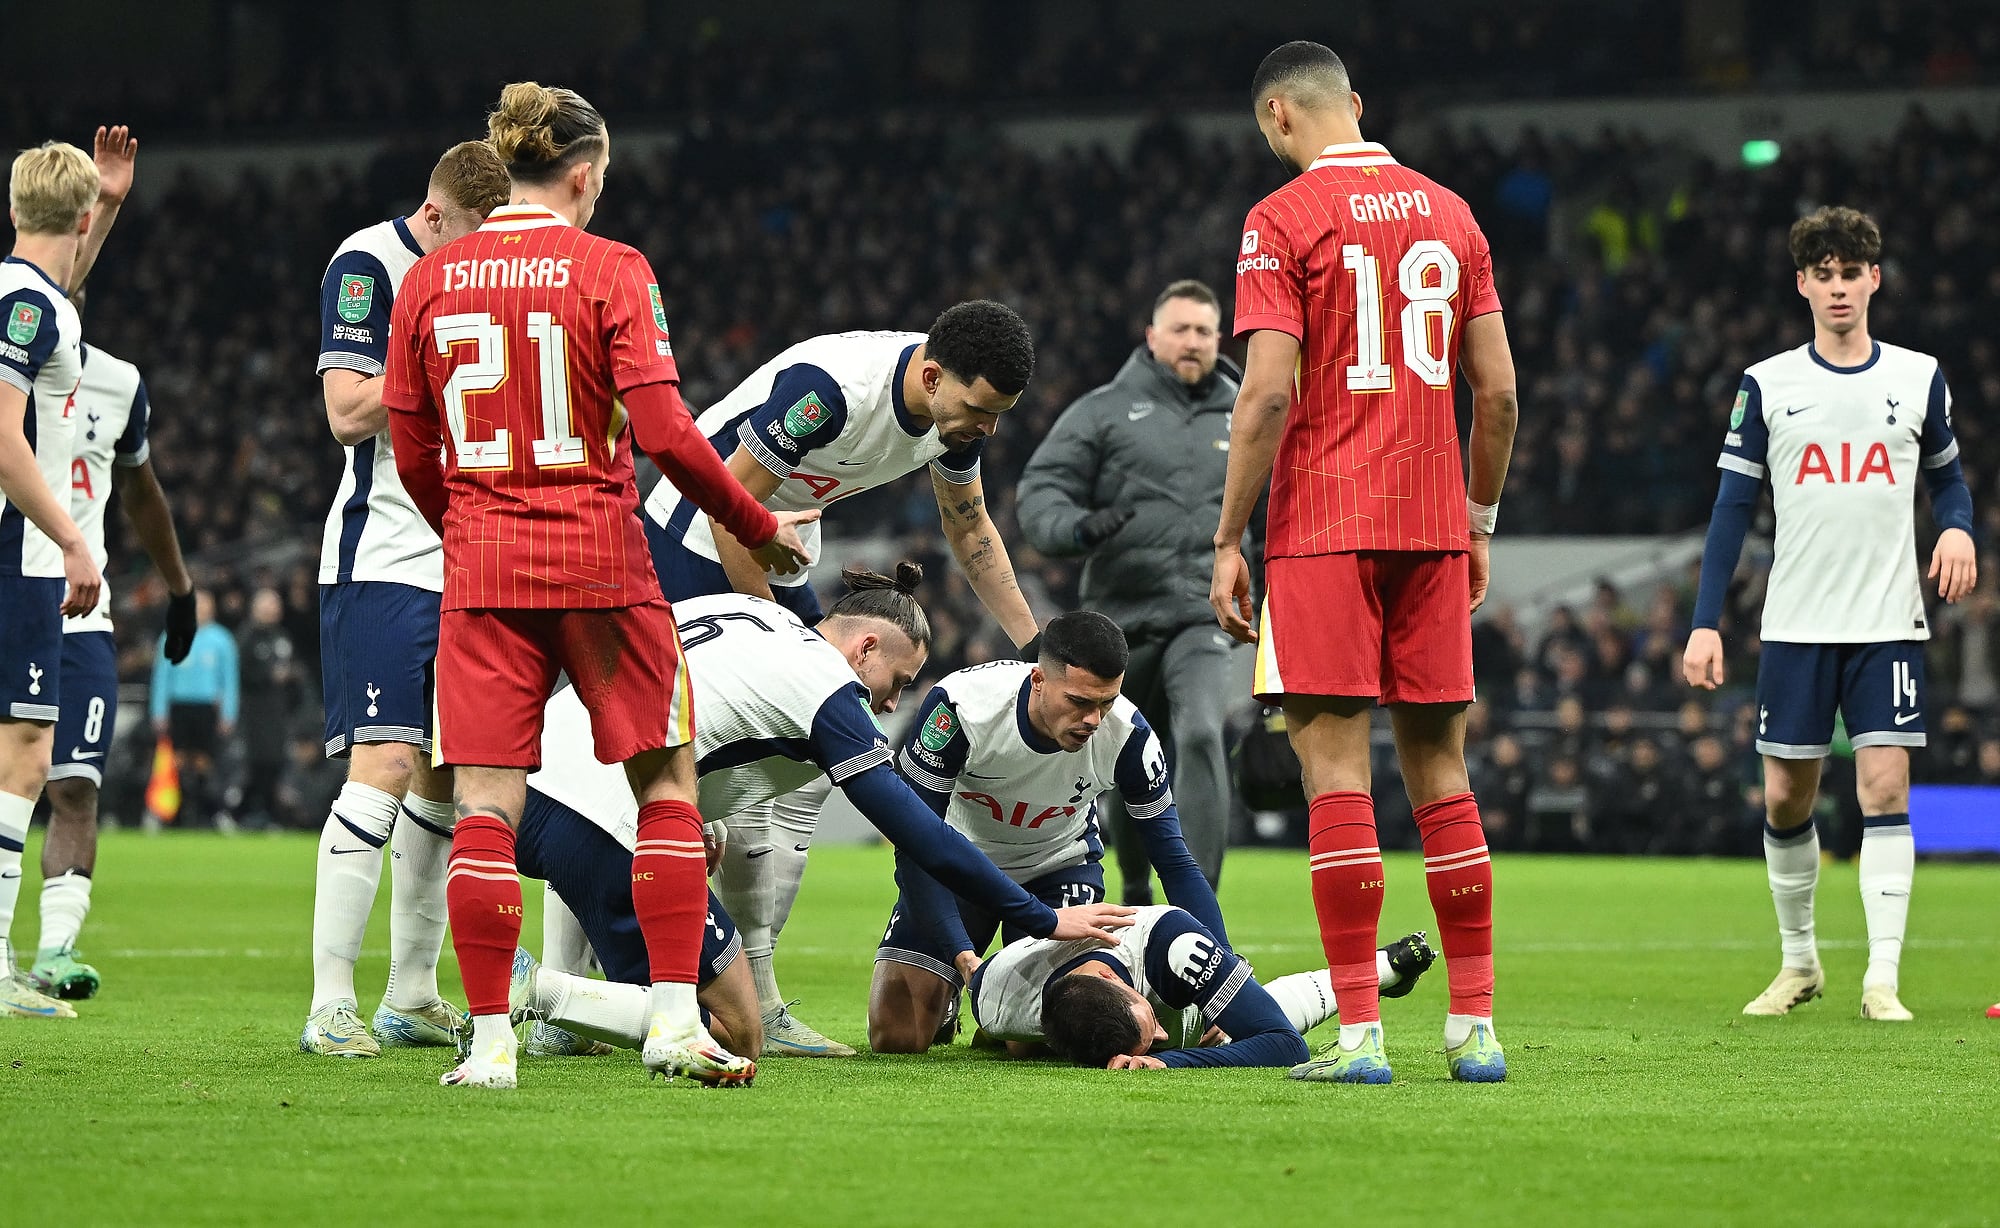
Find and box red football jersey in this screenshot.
[383,204,678,610]
[1234,142,1501,557]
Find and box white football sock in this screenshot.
[1266,969,1338,1034]
[1762,818,1821,971]
[647,980,701,1038]
[766,778,828,943]
[541,884,595,975]
[541,966,649,1048]
[468,1012,517,1056]
[715,800,780,1013]
[0,791,31,960]
[1337,1020,1380,1049]
[310,781,399,1011]
[1444,1012,1494,1049]
[37,870,91,955]
[1858,814,1914,991]
[383,793,453,1009]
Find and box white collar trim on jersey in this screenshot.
[479,203,571,232]
[1309,141,1398,169]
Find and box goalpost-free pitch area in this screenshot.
[2,834,1994,1227]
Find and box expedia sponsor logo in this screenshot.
[1236,253,1282,275]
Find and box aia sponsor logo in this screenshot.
[1794,441,1895,485]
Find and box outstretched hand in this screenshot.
[1049,903,1136,944]
[752,509,820,575]
[93,126,137,204]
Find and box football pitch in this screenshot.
[2,834,1994,1227]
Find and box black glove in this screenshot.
[1075,505,1135,549]
[164,591,198,664]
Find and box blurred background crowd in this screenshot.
[35,1,2000,851]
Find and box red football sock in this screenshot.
[445,813,521,1018]
[631,799,709,986]
[1308,790,1385,1026]
[1414,791,1494,1017]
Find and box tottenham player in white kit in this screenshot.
[870,611,1228,1052]
[301,142,509,1056]
[634,302,1043,1055]
[0,133,135,1019]
[33,330,195,1000]
[512,567,1131,1061]
[1685,207,1977,1023]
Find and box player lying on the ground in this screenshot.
[869,610,1226,1053]
[641,305,1044,1054]
[972,905,1434,1069]
[524,568,1134,1049]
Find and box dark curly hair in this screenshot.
[822,562,930,649]
[926,300,1036,397]
[1789,206,1882,271]
[1042,974,1143,1068]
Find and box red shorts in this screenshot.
[434,599,692,770]
[1254,552,1473,706]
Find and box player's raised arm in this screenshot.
[1211,328,1299,642]
[1459,305,1519,615]
[65,126,134,294]
[933,467,1039,649]
[1684,376,1771,690]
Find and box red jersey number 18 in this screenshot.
[433,310,586,470]
[1341,240,1461,393]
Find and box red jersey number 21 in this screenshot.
[1342,240,1460,393]
[433,310,586,469]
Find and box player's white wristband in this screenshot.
[1467,499,1499,535]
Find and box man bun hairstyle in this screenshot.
[1039,610,1129,680]
[1789,206,1882,271]
[824,562,931,650]
[9,141,99,236]
[431,139,511,216]
[487,82,606,185]
[1042,975,1142,1068]
[1251,40,1352,110]
[927,300,1036,398]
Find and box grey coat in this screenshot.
[1017,347,1241,638]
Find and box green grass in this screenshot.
[3,834,1997,1227]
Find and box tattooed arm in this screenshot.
[933,468,1039,648]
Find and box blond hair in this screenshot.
[487,82,605,184]
[429,140,510,216]
[10,142,98,236]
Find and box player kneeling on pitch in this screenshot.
[518,566,1135,1059]
[870,610,1236,1052]
[975,905,1433,1070]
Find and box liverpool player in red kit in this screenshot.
[1210,43,1519,1084]
[384,83,814,1089]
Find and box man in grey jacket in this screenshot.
[1017,280,1242,899]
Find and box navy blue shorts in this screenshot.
[1756,640,1926,759]
[876,860,1106,987]
[48,631,118,786]
[644,510,822,625]
[518,788,739,988]
[319,581,439,757]
[0,576,65,722]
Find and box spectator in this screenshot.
[148,590,237,826]
[235,588,301,828]
[1526,752,1590,852]
[1469,731,1533,851]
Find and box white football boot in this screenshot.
[761,1000,856,1057]
[441,1024,518,1089]
[300,998,382,1057]
[643,1017,755,1087]
[1860,984,1914,1021]
[2,969,77,1019]
[1742,966,1824,1016]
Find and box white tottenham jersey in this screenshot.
[315,218,442,591]
[895,660,1171,884]
[0,257,84,579]
[970,905,1243,1047]
[64,346,151,634]
[528,593,893,847]
[1718,341,1959,643]
[644,330,982,589]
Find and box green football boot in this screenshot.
[1444,1021,1507,1082]
[1288,1023,1392,1084]
[29,946,100,1001]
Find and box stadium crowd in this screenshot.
[62,91,2000,848]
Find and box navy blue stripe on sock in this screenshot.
[1763,817,1816,844]
[399,804,455,841]
[1861,812,1911,830]
[335,815,392,849]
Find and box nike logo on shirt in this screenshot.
[1128,408,1154,421]
[1893,711,1921,725]
[1785,405,1815,416]
[70,749,104,760]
